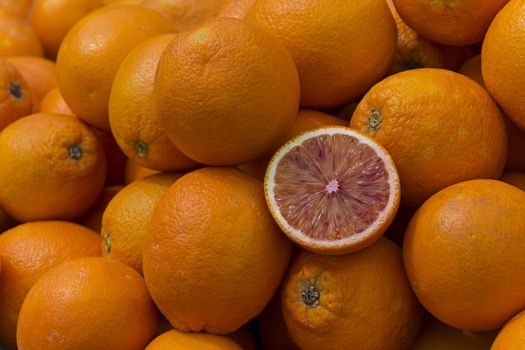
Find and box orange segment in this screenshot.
[265,126,400,254]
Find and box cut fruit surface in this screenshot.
[264,126,400,254]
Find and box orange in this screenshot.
[246,0,396,108]
[0,0,32,19]
[282,237,423,350]
[500,171,525,191]
[0,113,106,222]
[104,0,142,4]
[79,185,123,232]
[155,17,299,165]
[265,127,400,254]
[458,54,484,86]
[409,315,497,350]
[143,167,291,333]
[404,179,525,331]
[386,0,444,74]
[56,5,173,131]
[31,0,103,59]
[237,109,347,181]
[351,68,507,206]
[6,56,57,110]
[39,87,74,115]
[109,34,198,171]
[393,0,508,46]
[483,0,525,132]
[89,127,127,185]
[16,257,158,350]
[145,329,242,350]
[0,221,100,349]
[0,16,43,57]
[0,58,32,131]
[257,292,300,350]
[125,159,160,184]
[101,173,182,273]
[141,0,255,31]
[491,310,525,350]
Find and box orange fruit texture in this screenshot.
[141,0,256,31]
[155,17,300,165]
[483,0,525,132]
[109,34,198,171]
[31,0,104,59]
[124,158,160,184]
[351,68,507,206]
[0,221,101,349]
[491,310,525,349]
[0,0,32,19]
[6,56,57,111]
[246,0,397,108]
[385,0,443,74]
[101,173,182,273]
[500,171,525,191]
[392,0,508,46]
[145,329,242,350]
[16,257,158,350]
[56,5,174,131]
[0,16,43,57]
[257,292,300,350]
[404,179,525,331]
[282,237,423,350]
[79,185,123,232]
[39,87,74,116]
[0,58,32,131]
[143,167,291,333]
[409,315,497,350]
[0,113,106,222]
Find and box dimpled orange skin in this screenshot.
[0,113,106,222]
[491,310,525,350]
[0,59,32,131]
[109,34,198,171]
[392,0,508,46]
[404,179,525,331]
[155,17,299,165]
[483,0,525,132]
[79,185,123,232]
[16,257,158,350]
[282,237,423,350]
[0,221,101,349]
[101,173,182,273]
[6,56,57,110]
[246,0,396,108]
[386,0,444,75]
[0,16,43,57]
[141,0,255,32]
[145,330,242,350]
[143,167,292,334]
[31,0,103,59]
[350,68,507,206]
[56,5,174,131]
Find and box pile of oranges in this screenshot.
[0,0,524,349]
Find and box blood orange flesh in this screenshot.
[265,127,400,254]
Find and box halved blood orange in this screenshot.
[264,126,400,254]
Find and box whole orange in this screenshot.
[0,16,43,57]
[39,87,74,116]
[141,0,255,31]
[101,173,182,273]
[6,56,57,110]
[124,159,160,184]
[79,185,123,232]
[491,310,525,350]
[143,167,291,333]
[56,5,173,130]
[0,113,106,222]
[155,17,299,165]
[282,237,423,350]
[393,0,509,45]
[109,34,198,171]
[16,257,158,350]
[351,68,507,206]
[483,0,525,132]
[0,221,101,349]
[246,0,396,107]
[145,329,241,350]
[404,179,525,331]
[31,0,103,59]
[0,58,32,131]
